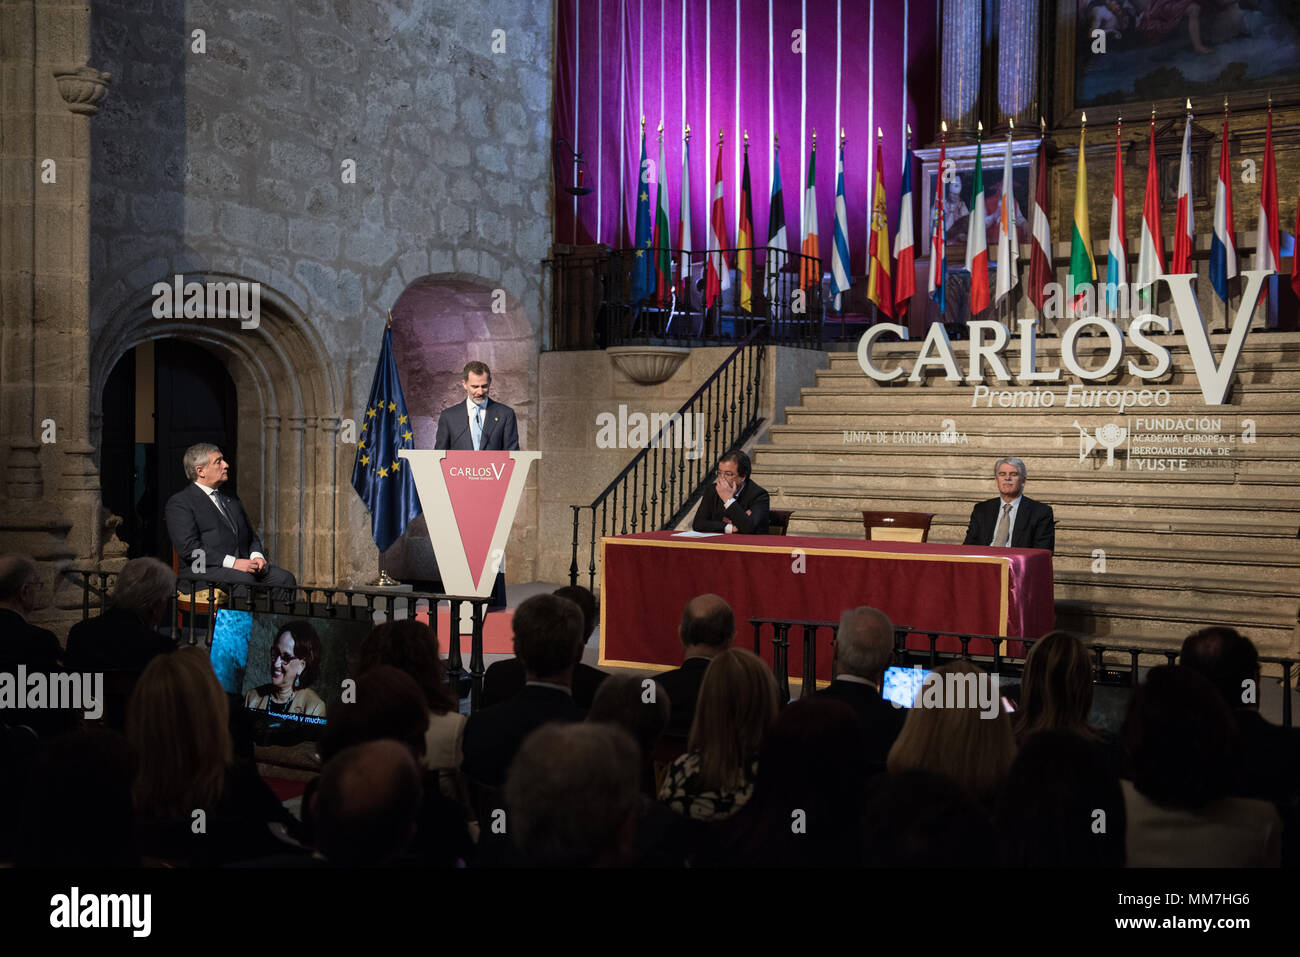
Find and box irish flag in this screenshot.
[1068,123,1096,312]
[965,130,989,316]
[800,137,820,290]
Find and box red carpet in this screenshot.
[414,606,515,654]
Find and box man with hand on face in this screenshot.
[164,443,297,590]
[963,456,1055,553]
[434,361,520,451]
[691,449,770,535]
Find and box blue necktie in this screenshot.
[472,406,483,450]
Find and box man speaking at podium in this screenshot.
[434,361,519,452]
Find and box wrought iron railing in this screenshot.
[568,324,769,591]
[65,568,495,710]
[749,617,1297,727]
[544,244,825,350]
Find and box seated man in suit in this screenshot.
[164,443,297,592]
[0,555,61,674]
[461,594,585,788]
[434,361,520,451]
[692,449,770,534]
[815,606,906,771]
[65,557,176,673]
[657,593,734,739]
[480,585,608,710]
[962,456,1054,552]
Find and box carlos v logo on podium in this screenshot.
[399,449,541,604]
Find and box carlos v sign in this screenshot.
[856,270,1270,407]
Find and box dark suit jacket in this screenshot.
[0,607,62,673]
[692,479,771,534]
[814,678,907,769]
[657,656,713,738]
[963,495,1055,552]
[434,399,520,451]
[461,685,583,787]
[164,482,264,568]
[65,608,175,674]
[480,657,609,711]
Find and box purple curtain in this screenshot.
[554,0,939,278]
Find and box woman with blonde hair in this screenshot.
[658,648,779,822]
[1014,630,1100,743]
[127,647,302,865]
[886,660,1017,807]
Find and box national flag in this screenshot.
[866,137,892,316]
[738,144,755,312]
[1209,114,1237,303]
[928,135,947,314]
[1172,111,1194,273]
[630,126,655,303]
[965,131,989,315]
[1255,107,1280,275]
[704,135,730,308]
[654,127,672,305]
[831,139,853,312]
[800,137,820,290]
[1135,119,1166,296]
[766,141,789,304]
[995,130,1020,305]
[677,131,693,300]
[352,326,421,553]
[1028,136,1052,310]
[1068,125,1096,311]
[1105,122,1128,314]
[894,133,916,314]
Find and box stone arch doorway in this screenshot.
[89,273,344,585]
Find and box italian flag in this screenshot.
[965,133,989,315]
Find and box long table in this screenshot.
[598,531,1055,681]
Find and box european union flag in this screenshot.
[352,326,421,552]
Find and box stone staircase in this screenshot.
[755,330,1300,657]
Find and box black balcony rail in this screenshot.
[64,568,495,712]
[748,617,1297,728]
[568,324,768,592]
[544,244,827,350]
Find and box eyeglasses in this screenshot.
[270,649,297,664]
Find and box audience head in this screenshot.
[0,554,40,617]
[588,673,670,757]
[1015,631,1096,741]
[110,557,176,627]
[1124,664,1237,810]
[314,740,423,867]
[679,593,735,656]
[862,770,997,867]
[505,722,641,867]
[1180,626,1260,712]
[512,593,584,683]
[689,648,779,793]
[358,619,458,714]
[320,665,430,764]
[552,585,598,650]
[886,660,1017,805]
[834,606,894,682]
[996,730,1125,867]
[126,646,232,818]
[17,729,137,867]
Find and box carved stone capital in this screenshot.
[53,65,112,116]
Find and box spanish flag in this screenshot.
[866,135,893,317]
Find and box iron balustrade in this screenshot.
[748,617,1297,728]
[64,568,495,711]
[544,244,826,350]
[568,325,768,592]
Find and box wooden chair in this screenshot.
[171,548,228,631]
[767,508,794,536]
[861,510,935,542]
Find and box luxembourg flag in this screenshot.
[1105,122,1128,314]
[927,133,947,314]
[1171,108,1193,274]
[894,133,916,315]
[1255,106,1280,275]
[1209,113,1237,303]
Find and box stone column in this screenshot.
[940,0,983,136]
[996,0,1041,129]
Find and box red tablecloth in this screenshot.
[598,531,1054,680]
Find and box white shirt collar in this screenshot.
[466,395,488,418]
[525,680,572,696]
[195,481,219,497]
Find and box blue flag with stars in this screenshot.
[629,128,656,303]
[352,327,421,553]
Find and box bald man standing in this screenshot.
[657,594,735,740]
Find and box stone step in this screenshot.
[1052,598,1295,656]
[792,382,1299,411]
